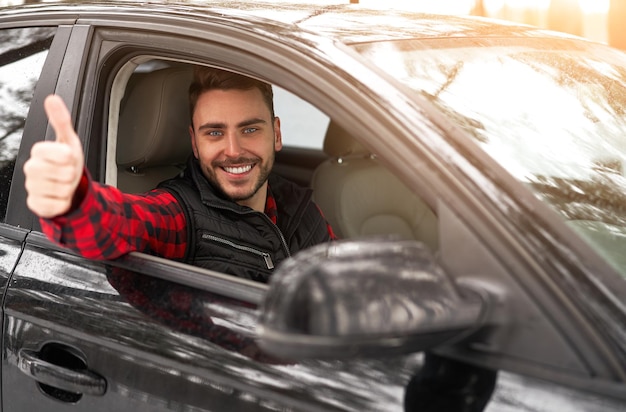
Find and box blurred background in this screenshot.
[0,0,624,49]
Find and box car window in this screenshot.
[109,59,329,192]
[108,58,437,245]
[355,38,626,279]
[0,27,55,222]
[274,86,329,150]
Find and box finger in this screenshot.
[29,141,74,165]
[44,95,81,149]
[24,156,80,185]
[25,177,76,200]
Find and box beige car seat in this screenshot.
[117,66,193,193]
[311,122,439,252]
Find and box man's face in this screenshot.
[189,88,282,210]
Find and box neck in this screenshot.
[236,182,268,212]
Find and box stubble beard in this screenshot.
[201,152,275,202]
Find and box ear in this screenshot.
[273,117,283,152]
[189,125,199,159]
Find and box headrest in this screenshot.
[323,121,368,158]
[117,67,193,169]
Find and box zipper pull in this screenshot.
[263,253,275,270]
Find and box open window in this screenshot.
[107,57,439,253]
[108,58,330,191]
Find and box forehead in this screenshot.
[193,88,271,120]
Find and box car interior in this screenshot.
[311,121,439,249]
[115,64,193,193]
[110,59,440,254]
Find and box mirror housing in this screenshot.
[257,239,490,359]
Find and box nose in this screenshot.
[224,132,244,157]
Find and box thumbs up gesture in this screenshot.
[24,95,85,218]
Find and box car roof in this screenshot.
[0,0,580,45]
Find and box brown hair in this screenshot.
[188,66,275,125]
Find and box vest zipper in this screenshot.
[202,234,275,269]
[260,214,291,259]
[208,204,292,260]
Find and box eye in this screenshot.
[205,130,223,137]
[243,127,258,134]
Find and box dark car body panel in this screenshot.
[6,235,421,411]
[0,1,624,411]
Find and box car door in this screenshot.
[1,14,422,412]
[1,20,295,412]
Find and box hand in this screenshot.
[24,95,85,218]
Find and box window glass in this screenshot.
[274,86,329,150]
[355,38,626,279]
[0,27,55,221]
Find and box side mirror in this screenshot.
[256,239,490,359]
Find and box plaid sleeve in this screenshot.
[315,204,337,240]
[40,170,187,260]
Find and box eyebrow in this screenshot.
[197,118,267,131]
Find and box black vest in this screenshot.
[159,158,332,283]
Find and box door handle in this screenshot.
[17,348,107,396]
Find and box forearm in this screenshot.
[40,170,187,260]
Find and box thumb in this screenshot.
[44,95,82,151]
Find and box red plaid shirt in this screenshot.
[41,171,335,260]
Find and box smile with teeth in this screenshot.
[223,164,253,175]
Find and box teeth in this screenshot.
[224,165,252,174]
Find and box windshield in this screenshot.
[353,37,626,278]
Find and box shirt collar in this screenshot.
[264,185,278,224]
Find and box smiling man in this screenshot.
[24,66,335,282]
[188,72,279,212]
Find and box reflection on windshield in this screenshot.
[355,38,626,277]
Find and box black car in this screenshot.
[0,1,625,411]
